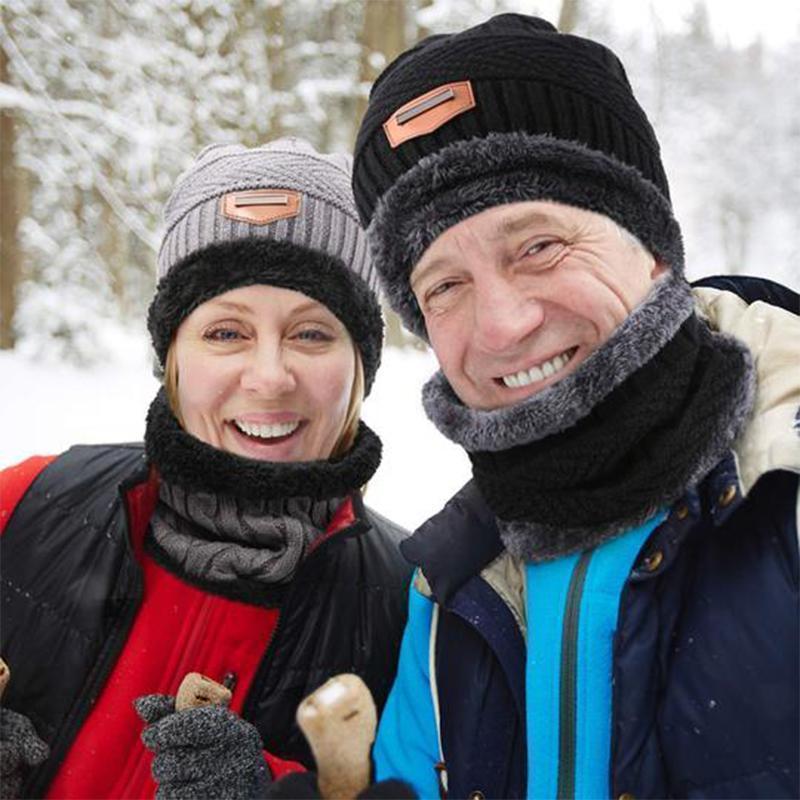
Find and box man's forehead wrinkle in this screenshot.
[412,206,582,287]
[488,208,571,241]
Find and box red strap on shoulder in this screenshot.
[0,455,57,536]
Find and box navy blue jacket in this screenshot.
[374,277,799,799]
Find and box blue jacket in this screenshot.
[374,277,800,799]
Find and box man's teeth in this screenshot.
[502,349,573,388]
[234,420,300,439]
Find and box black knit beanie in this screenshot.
[352,13,684,339]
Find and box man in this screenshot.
[351,13,799,800]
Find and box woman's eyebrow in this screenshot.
[212,300,253,313]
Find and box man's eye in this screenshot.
[525,240,557,256]
[204,327,243,342]
[522,239,566,267]
[428,280,458,299]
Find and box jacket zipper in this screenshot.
[241,515,369,721]
[556,551,592,800]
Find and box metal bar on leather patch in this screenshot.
[395,88,456,126]
[383,81,476,149]
[233,192,290,207]
[221,189,301,225]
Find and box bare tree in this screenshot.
[356,0,420,349]
[355,0,406,128]
[558,0,581,33]
[265,1,287,140]
[0,17,20,350]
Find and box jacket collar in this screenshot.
[400,481,503,605]
[693,286,800,494]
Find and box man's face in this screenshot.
[411,201,665,410]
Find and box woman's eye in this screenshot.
[293,328,333,343]
[204,327,243,342]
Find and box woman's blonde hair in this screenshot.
[164,340,364,459]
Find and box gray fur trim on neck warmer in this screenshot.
[498,330,756,563]
[423,272,694,451]
[368,131,684,340]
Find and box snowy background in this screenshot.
[2,0,799,530]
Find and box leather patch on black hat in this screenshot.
[383,81,476,148]
[221,189,301,225]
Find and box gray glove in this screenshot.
[135,694,270,799]
[0,707,50,800]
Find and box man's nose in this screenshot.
[240,343,296,395]
[472,277,545,354]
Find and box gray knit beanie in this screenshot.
[148,138,383,393]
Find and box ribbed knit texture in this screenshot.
[149,481,342,594]
[160,139,376,292]
[353,13,669,228]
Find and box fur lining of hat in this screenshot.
[422,272,695,451]
[368,131,684,339]
[147,238,383,393]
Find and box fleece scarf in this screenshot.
[144,388,381,601]
[423,276,755,561]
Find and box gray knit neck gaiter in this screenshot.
[149,481,343,595]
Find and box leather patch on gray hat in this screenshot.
[221,189,301,225]
[383,81,475,148]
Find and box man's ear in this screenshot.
[651,258,669,279]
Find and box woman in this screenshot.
[0,139,412,799]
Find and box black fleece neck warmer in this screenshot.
[143,388,381,600]
[423,279,755,562]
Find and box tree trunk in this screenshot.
[416,0,435,40]
[355,0,406,127]
[265,1,286,140]
[558,0,581,33]
[0,32,20,349]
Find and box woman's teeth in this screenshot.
[502,348,574,388]
[234,420,300,439]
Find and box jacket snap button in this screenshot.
[469,793,484,800]
[642,550,664,572]
[618,794,636,800]
[718,484,737,508]
[674,503,689,520]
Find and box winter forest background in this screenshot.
[1,0,799,528]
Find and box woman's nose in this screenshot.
[239,344,296,395]
[472,277,545,354]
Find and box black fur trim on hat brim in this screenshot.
[147,238,383,394]
[422,272,694,451]
[368,131,684,339]
[144,387,382,501]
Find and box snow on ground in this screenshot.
[0,334,470,532]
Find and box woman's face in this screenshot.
[173,284,356,462]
